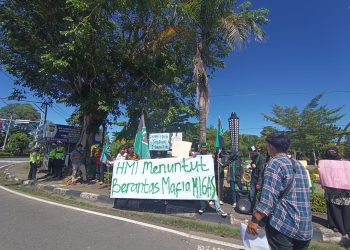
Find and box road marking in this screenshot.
[0,186,243,249]
[0,160,28,163]
[0,163,14,169]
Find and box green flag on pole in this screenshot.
[100,143,111,164]
[215,117,224,149]
[134,113,150,159]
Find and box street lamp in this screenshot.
[228,112,239,154]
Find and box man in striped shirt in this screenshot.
[247,132,313,250]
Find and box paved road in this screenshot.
[0,187,242,250]
[0,158,28,167]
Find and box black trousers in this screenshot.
[28,162,37,180]
[48,158,54,175]
[265,223,310,250]
[54,159,64,179]
[327,201,350,235]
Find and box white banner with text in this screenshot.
[110,155,217,200]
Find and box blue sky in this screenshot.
[1,0,350,135]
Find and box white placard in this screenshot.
[171,141,192,157]
[110,155,217,200]
[240,223,270,250]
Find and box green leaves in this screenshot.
[263,93,345,161]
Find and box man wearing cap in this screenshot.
[248,145,266,212]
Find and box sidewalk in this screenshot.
[2,162,349,245]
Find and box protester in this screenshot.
[125,145,140,160]
[221,150,243,208]
[248,145,266,212]
[28,147,40,180]
[323,146,350,238]
[194,143,228,218]
[213,150,225,205]
[115,146,127,160]
[70,143,87,184]
[53,140,65,180]
[95,145,104,184]
[247,132,313,250]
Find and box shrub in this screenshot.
[310,193,327,214]
[0,151,14,157]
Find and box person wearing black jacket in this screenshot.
[248,145,266,212]
[221,150,243,208]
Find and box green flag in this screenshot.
[134,113,150,159]
[100,143,111,164]
[215,117,223,149]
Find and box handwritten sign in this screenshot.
[319,160,350,190]
[110,155,217,200]
[149,133,170,151]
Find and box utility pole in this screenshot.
[2,115,12,151]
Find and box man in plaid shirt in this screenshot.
[247,132,313,250]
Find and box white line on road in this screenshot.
[0,163,14,169]
[0,186,243,249]
[0,160,28,163]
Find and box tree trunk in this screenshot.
[79,113,104,150]
[194,42,209,144]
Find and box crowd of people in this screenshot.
[27,132,350,249]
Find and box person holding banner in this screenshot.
[323,146,350,238]
[195,143,228,218]
[125,145,140,160]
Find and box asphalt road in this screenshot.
[0,186,242,250]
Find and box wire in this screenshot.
[210,90,350,97]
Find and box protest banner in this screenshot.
[110,155,217,200]
[318,160,350,190]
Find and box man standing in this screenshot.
[222,151,243,208]
[53,141,65,180]
[248,145,266,211]
[247,132,313,250]
[70,144,87,184]
[195,143,228,218]
[47,143,56,176]
[28,147,40,180]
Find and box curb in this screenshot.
[1,166,348,244]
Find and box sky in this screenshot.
[1,0,350,136]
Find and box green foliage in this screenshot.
[6,132,30,155]
[0,151,14,157]
[0,103,40,121]
[310,193,327,214]
[263,94,345,161]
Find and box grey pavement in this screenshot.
[0,188,242,250]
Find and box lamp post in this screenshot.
[228,112,239,154]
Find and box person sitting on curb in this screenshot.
[193,142,228,218]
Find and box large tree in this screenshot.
[176,0,269,143]
[0,0,196,146]
[263,93,346,161]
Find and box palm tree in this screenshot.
[177,0,269,143]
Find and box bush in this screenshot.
[310,193,327,214]
[0,151,14,157]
